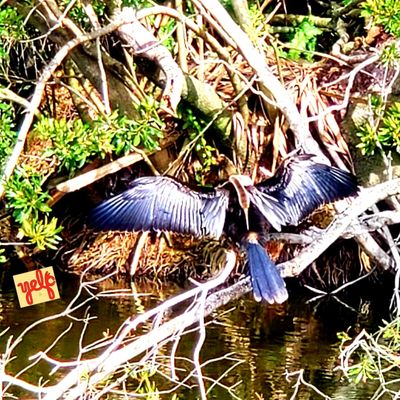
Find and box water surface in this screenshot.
[0,271,390,399]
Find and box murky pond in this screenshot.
[0,268,392,399]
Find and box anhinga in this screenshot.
[89,154,358,304]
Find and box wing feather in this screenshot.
[90,176,229,239]
[251,154,358,228]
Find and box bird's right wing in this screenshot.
[248,154,358,231]
[89,176,229,239]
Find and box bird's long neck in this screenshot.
[227,175,254,230]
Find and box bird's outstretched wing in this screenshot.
[89,176,229,238]
[249,154,358,230]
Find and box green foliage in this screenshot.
[356,122,378,155]
[5,167,62,250]
[0,102,17,174]
[6,168,52,224]
[338,318,400,387]
[5,99,163,251]
[34,100,164,175]
[20,216,62,251]
[60,0,106,28]
[110,98,164,155]
[356,97,400,155]
[218,0,234,14]
[0,249,7,263]
[1,104,63,252]
[157,18,177,52]
[380,42,400,66]
[286,19,323,61]
[0,6,26,70]
[129,367,179,400]
[0,7,24,40]
[345,354,377,384]
[122,0,153,8]
[35,118,98,174]
[361,0,400,37]
[245,3,267,42]
[377,103,400,150]
[182,108,217,183]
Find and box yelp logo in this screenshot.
[13,267,60,307]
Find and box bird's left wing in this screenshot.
[89,176,229,239]
[248,154,358,230]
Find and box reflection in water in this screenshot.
[0,274,389,399]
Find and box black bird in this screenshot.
[89,154,358,304]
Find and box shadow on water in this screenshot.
[0,269,393,399]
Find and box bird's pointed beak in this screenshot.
[244,207,250,230]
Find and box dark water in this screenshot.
[0,270,391,399]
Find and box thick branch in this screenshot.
[116,7,184,111]
[266,210,400,244]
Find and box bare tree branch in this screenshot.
[116,7,184,112]
[38,250,237,400]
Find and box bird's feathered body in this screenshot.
[90,154,359,304]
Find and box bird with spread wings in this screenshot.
[90,154,358,304]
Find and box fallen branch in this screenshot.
[54,133,180,194]
[265,209,400,245]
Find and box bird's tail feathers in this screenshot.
[245,239,288,304]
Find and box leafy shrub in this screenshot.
[285,19,322,61]
[34,101,164,175]
[6,168,52,224]
[361,0,400,37]
[20,216,62,251]
[0,6,26,71]
[5,167,62,250]
[357,97,400,155]
[5,100,164,250]
[0,102,17,174]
